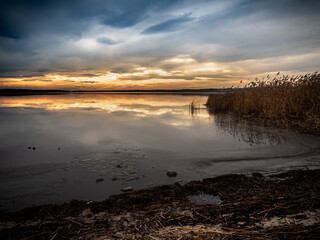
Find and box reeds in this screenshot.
[206,72,320,134]
[189,98,201,117]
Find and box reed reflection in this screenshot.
[207,109,288,146]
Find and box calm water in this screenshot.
[0,93,319,211]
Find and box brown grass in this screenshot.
[206,72,320,134]
[189,98,201,117]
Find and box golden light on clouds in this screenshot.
[1,0,319,90]
[162,55,195,64]
[0,55,247,90]
[76,38,100,51]
[4,53,314,91]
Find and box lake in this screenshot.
[0,93,319,212]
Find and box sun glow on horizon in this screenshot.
[0,53,316,90]
[0,56,245,90]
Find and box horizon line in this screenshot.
[0,87,235,92]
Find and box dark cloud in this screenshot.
[0,80,16,83]
[79,74,100,77]
[0,0,187,77]
[97,37,119,45]
[81,81,99,84]
[22,79,52,82]
[100,0,187,28]
[0,69,46,78]
[100,9,148,29]
[0,0,319,83]
[0,0,184,39]
[0,0,85,39]
[0,19,20,39]
[202,0,320,25]
[142,13,194,34]
[39,80,52,82]
[110,64,138,73]
[160,64,181,71]
[184,0,320,63]
[22,79,37,82]
[117,75,194,81]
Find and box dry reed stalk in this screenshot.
[206,72,320,134]
[176,227,271,240]
[189,98,201,116]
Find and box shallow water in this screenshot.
[0,93,319,211]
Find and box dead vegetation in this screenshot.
[206,72,320,134]
[1,169,320,239]
[189,98,201,117]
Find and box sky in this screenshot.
[0,0,320,90]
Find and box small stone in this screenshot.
[167,171,177,177]
[111,176,118,181]
[95,178,104,183]
[116,164,122,168]
[32,147,36,150]
[121,186,133,192]
[28,147,31,149]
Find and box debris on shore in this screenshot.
[167,170,178,177]
[1,169,319,239]
[121,186,133,192]
[95,178,104,183]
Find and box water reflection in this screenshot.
[0,94,319,212]
[188,98,201,118]
[0,94,199,114]
[208,111,288,146]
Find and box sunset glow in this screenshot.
[1,0,319,90]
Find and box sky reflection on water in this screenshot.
[0,94,319,211]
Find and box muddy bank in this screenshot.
[1,169,319,239]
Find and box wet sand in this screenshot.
[1,169,319,239]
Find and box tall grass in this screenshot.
[189,98,200,117]
[206,72,320,134]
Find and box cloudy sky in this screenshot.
[1,0,319,90]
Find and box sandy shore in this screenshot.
[1,169,319,239]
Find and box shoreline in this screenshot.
[1,169,319,239]
[0,89,232,96]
